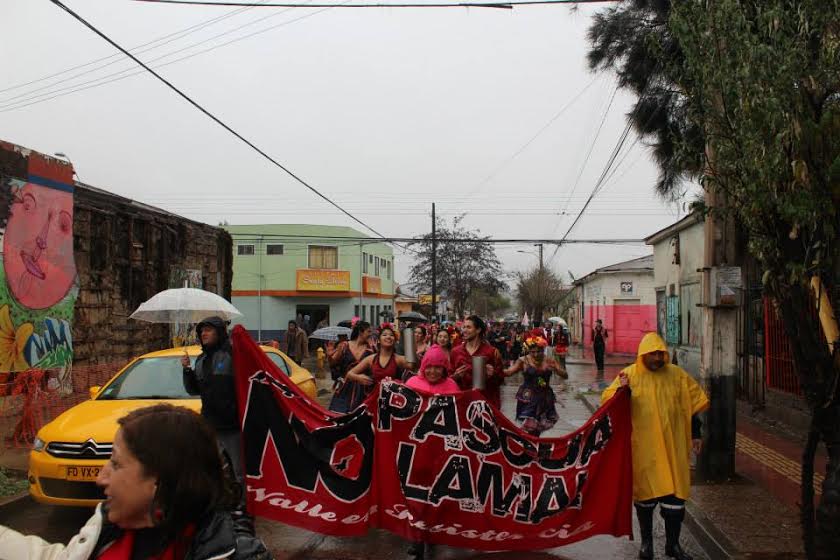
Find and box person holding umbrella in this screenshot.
[180,317,252,532]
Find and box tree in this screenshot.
[588,2,840,557]
[516,267,567,323]
[408,215,506,319]
[466,287,513,318]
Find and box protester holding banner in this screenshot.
[328,320,376,413]
[601,332,710,560]
[344,324,411,397]
[0,404,271,559]
[450,315,506,408]
[405,344,459,395]
[503,334,568,436]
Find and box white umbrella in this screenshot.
[310,326,352,341]
[521,312,530,327]
[130,288,243,324]
[548,317,568,327]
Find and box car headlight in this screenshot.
[32,437,45,452]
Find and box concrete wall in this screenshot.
[578,271,657,354]
[650,218,705,378]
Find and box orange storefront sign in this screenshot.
[363,276,382,294]
[296,269,351,292]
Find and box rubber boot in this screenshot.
[662,507,692,560]
[634,504,654,560]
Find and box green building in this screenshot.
[226,224,395,340]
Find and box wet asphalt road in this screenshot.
[1,359,709,559]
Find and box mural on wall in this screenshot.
[0,145,78,391]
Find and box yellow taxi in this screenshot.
[29,344,316,507]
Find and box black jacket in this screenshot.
[94,508,272,560]
[183,317,239,432]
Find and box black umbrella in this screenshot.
[337,320,353,328]
[398,311,428,323]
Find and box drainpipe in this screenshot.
[258,235,263,342]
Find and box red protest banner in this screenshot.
[233,325,632,551]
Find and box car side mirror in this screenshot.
[89,386,101,400]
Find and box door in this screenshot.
[613,299,641,354]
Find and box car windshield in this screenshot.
[97,357,194,400]
[97,351,291,400]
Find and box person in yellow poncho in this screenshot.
[602,333,710,560]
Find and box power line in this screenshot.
[2,2,335,113]
[0,1,262,95]
[556,83,617,219]
[0,0,276,104]
[463,76,600,200]
[135,0,618,8]
[227,232,646,243]
[48,0,397,246]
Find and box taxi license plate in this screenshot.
[65,466,100,481]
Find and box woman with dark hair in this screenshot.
[328,320,375,413]
[0,404,271,559]
[343,325,411,406]
[433,328,452,358]
[413,325,429,362]
[450,315,507,408]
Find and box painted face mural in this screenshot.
[0,146,77,376]
[4,178,76,310]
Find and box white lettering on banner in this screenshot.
[384,504,525,542]
[538,521,595,539]
[249,486,378,525]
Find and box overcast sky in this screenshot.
[1,0,693,287]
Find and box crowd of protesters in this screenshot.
[0,312,703,560]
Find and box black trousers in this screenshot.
[594,340,606,370]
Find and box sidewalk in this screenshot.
[564,346,635,367]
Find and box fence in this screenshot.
[763,298,802,396]
[0,363,122,449]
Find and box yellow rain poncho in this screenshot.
[602,332,709,502]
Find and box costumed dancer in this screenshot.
[450,315,506,409]
[328,320,375,413]
[343,324,412,403]
[601,333,709,560]
[504,334,568,436]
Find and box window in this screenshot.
[385,260,390,279]
[370,305,375,323]
[354,305,360,319]
[308,245,338,269]
[680,283,702,347]
[237,244,255,256]
[369,255,373,264]
[363,252,368,274]
[266,244,284,255]
[375,256,380,276]
[361,306,366,321]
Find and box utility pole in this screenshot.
[537,243,544,274]
[431,203,437,323]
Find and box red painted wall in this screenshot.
[583,304,657,355]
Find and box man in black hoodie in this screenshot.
[181,316,241,479]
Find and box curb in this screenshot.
[684,500,737,560]
[576,393,737,560]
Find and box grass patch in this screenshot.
[0,467,28,497]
